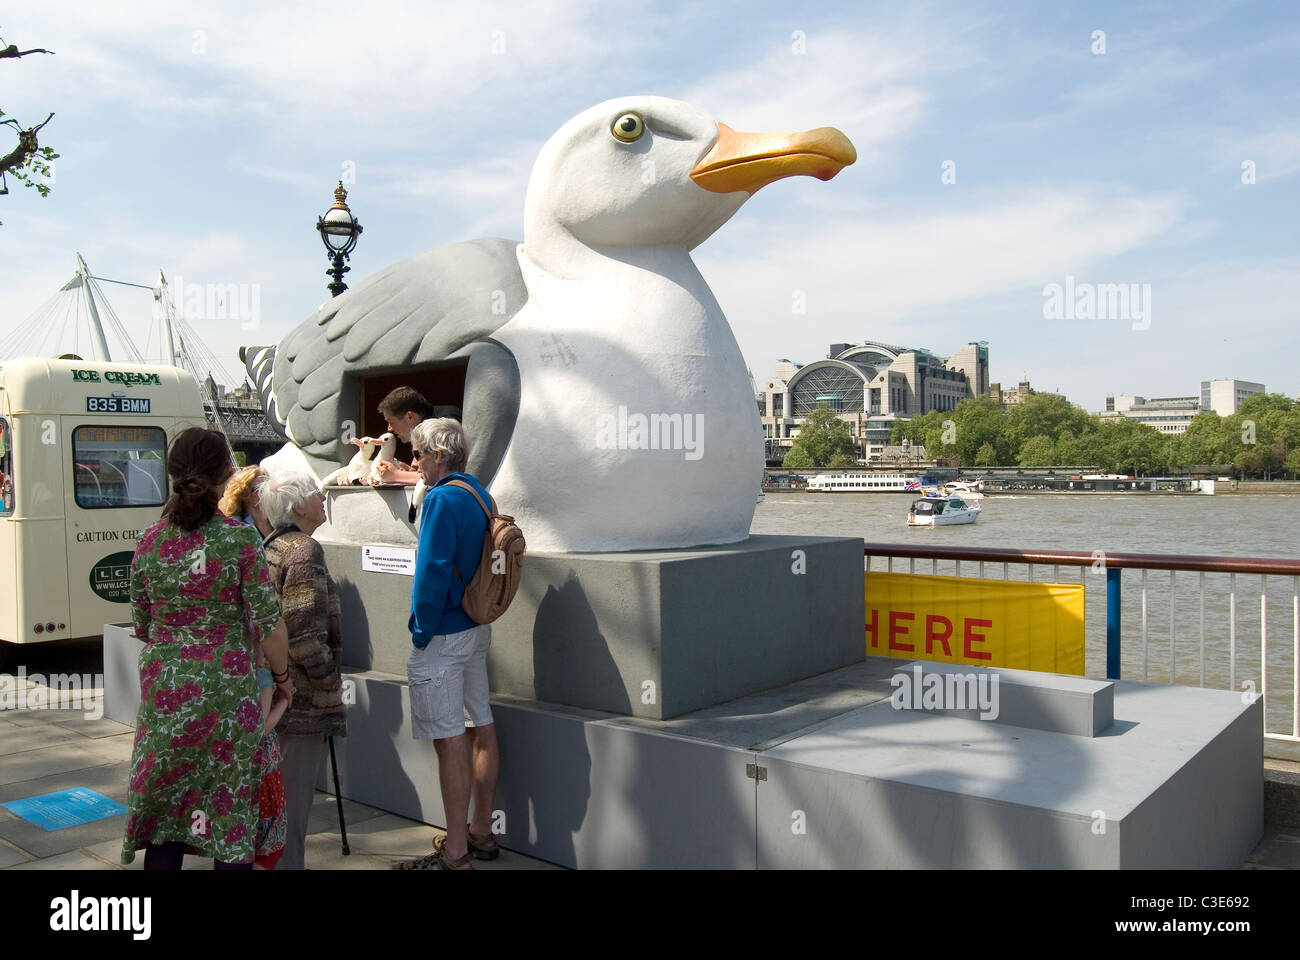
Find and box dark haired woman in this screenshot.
[121,427,292,870]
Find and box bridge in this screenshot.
[198,374,284,457]
[1,253,285,458]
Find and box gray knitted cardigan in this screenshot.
[262,528,347,738]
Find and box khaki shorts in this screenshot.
[406,624,493,740]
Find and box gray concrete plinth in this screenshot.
[102,628,1264,869]
[486,534,866,719]
[755,680,1262,869]
[319,533,867,719]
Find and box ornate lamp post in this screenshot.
[316,181,363,297]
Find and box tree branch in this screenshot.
[0,111,54,178]
[0,44,54,59]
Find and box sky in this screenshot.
[1,0,1297,412]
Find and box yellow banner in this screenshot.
[864,572,1084,674]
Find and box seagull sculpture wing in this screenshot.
[261,237,526,482]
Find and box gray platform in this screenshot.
[103,626,1264,869]
[318,533,867,719]
[896,661,1115,736]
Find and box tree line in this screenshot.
[782,392,1300,478]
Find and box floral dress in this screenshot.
[121,514,282,865]
[254,730,286,869]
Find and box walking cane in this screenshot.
[328,736,350,855]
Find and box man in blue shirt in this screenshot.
[403,418,500,870]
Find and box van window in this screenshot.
[0,419,12,516]
[72,425,168,508]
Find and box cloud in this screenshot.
[681,19,982,166]
[3,0,652,133]
[701,182,1187,326]
[371,142,535,240]
[694,180,1191,406]
[1235,130,1300,183]
[229,159,321,191]
[1016,256,1300,406]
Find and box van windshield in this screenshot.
[73,425,168,508]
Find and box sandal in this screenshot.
[466,824,500,861]
[431,835,474,870]
[394,852,441,870]
[393,836,474,870]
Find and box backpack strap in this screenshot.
[446,479,496,519]
[445,479,493,585]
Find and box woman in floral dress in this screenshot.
[121,428,292,870]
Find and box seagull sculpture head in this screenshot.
[523,96,856,269]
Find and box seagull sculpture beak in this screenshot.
[690,122,857,195]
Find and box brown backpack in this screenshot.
[446,480,526,624]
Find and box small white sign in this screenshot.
[361,545,416,576]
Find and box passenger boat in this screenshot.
[805,473,922,493]
[907,495,981,526]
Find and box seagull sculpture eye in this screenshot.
[610,113,645,143]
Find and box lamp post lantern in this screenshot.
[316,181,363,297]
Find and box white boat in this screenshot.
[907,495,981,526]
[806,472,921,493]
[942,479,985,501]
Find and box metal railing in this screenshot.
[862,542,1300,750]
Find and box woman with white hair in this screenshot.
[256,470,346,869]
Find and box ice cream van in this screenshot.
[0,357,207,658]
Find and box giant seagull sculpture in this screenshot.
[252,96,855,552]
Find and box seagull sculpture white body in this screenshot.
[491,97,855,551]
[253,96,854,552]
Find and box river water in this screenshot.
[752,493,1300,735]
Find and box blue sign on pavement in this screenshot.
[2,787,127,831]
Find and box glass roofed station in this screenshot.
[759,341,989,465]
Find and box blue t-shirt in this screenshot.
[408,473,491,646]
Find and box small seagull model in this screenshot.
[365,432,398,486]
[321,433,394,486]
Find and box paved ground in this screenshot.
[0,676,558,871]
[1,668,1295,870]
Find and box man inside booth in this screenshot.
[372,387,435,485]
